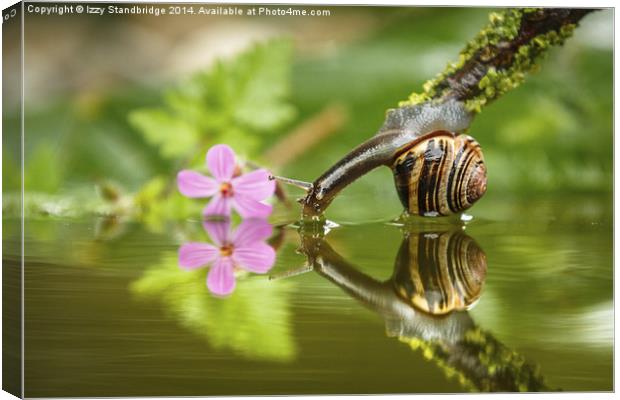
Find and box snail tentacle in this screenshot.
[270,175,314,192]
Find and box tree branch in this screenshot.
[401,8,596,113]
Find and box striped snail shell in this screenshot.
[392,230,487,315]
[393,131,487,217]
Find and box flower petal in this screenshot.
[202,219,231,247]
[231,169,276,201]
[233,242,276,273]
[206,144,236,182]
[232,195,273,219]
[177,170,218,198]
[203,195,232,218]
[207,257,236,296]
[232,219,273,247]
[178,243,218,269]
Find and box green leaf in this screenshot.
[230,39,296,131]
[170,38,295,136]
[129,38,296,169]
[128,108,200,160]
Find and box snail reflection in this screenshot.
[290,228,549,392]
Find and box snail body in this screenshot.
[293,100,487,218]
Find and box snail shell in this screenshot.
[392,130,487,216]
[392,230,487,315]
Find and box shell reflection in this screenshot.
[393,231,487,315]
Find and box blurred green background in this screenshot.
[2,7,612,222]
[3,7,613,395]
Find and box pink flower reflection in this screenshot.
[178,219,276,296]
[177,144,276,219]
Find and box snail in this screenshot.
[274,100,487,218]
[392,230,487,315]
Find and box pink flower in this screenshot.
[178,219,276,296]
[177,144,276,218]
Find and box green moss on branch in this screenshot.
[401,8,595,113]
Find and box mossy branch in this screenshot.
[401,8,595,113]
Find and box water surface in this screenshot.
[5,194,613,396]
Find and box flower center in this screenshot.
[219,244,234,257]
[220,182,233,197]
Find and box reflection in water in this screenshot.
[131,220,296,362]
[178,219,276,296]
[296,228,549,392]
[393,231,486,315]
